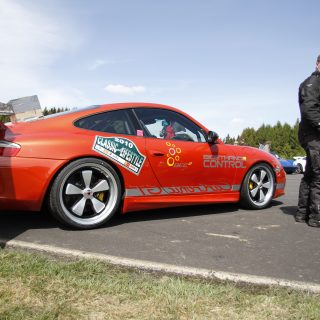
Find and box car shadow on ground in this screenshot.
[106,199,284,228]
[0,200,284,236]
[279,205,297,219]
[109,203,241,227]
[0,203,241,237]
[0,210,57,247]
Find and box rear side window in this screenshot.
[74,110,135,135]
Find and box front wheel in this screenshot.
[240,163,275,209]
[49,158,122,229]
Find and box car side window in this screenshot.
[134,108,206,142]
[74,109,135,135]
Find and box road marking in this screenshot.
[1,238,320,293]
[206,233,249,243]
[255,225,280,230]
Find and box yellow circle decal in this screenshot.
[176,148,181,154]
[169,148,176,156]
[167,157,175,167]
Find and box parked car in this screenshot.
[272,153,298,174]
[293,156,306,174]
[0,103,286,229]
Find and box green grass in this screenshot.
[0,249,319,319]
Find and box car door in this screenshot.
[134,107,237,195]
[74,108,150,178]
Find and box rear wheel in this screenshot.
[49,158,121,229]
[240,163,275,209]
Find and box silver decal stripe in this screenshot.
[125,184,240,197]
[125,189,143,197]
[231,185,241,191]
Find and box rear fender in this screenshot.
[41,156,126,211]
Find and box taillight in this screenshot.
[0,140,21,157]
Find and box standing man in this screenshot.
[295,55,320,227]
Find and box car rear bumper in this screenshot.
[0,157,66,211]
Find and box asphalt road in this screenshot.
[1,174,320,284]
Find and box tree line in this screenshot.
[0,115,10,123]
[42,107,69,116]
[224,120,305,159]
[0,107,68,123]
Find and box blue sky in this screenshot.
[1,0,319,138]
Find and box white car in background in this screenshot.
[293,156,306,174]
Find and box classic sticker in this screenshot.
[93,136,146,175]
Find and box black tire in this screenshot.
[240,163,275,209]
[49,158,121,229]
[296,163,303,174]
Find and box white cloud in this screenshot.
[0,1,78,68]
[88,59,115,70]
[105,84,146,95]
[230,118,244,124]
[39,88,91,109]
[0,0,82,105]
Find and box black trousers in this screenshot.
[297,136,320,220]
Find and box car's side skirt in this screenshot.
[122,191,240,213]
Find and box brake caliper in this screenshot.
[96,192,105,202]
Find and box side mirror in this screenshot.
[207,131,219,144]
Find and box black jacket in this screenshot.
[299,71,320,137]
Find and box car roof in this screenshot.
[7,102,209,135]
[46,102,181,120]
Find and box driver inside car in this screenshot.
[160,120,175,139]
[160,120,194,141]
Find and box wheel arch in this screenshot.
[41,155,125,211]
[239,160,277,197]
[239,161,277,210]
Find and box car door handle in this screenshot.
[151,151,165,156]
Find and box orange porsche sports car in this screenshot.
[0,103,286,229]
